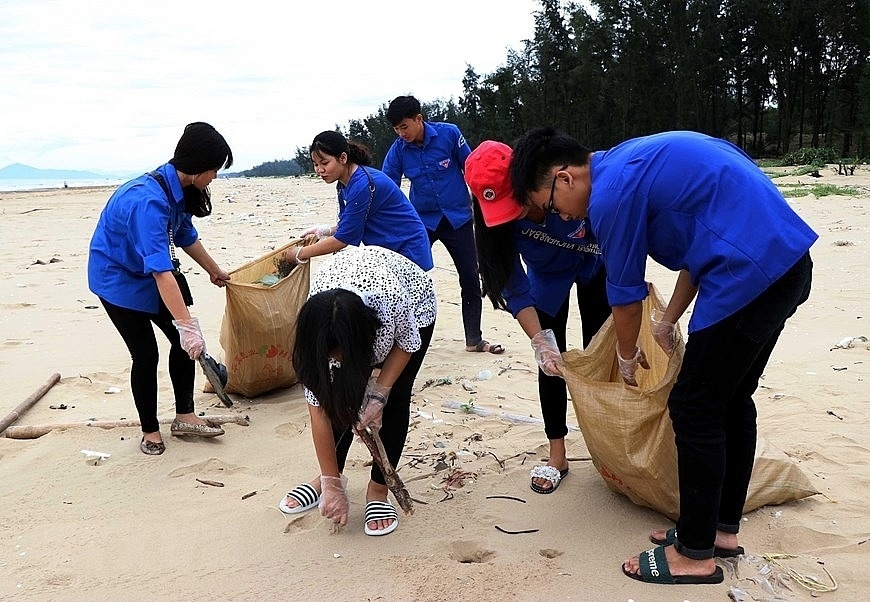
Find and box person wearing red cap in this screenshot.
[509,127,815,585]
[464,140,609,495]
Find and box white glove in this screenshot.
[172,317,205,360]
[301,223,334,240]
[617,346,650,386]
[319,475,349,526]
[650,311,677,355]
[531,329,564,377]
[356,381,391,431]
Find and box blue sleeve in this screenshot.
[592,191,651,307]
[333,184,368,246]
[381,142,403,187]
[131,197,175,274]
[502,256,535,318]
[454,127,471,168]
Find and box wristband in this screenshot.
[295,246,309,264]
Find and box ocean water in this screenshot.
[0,178,126,192]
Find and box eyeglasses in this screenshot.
[546,164,569,214]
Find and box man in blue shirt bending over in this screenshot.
[382,95,503,355]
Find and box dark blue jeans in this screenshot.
[427,217,483,346]
[100,297,195,433]
[670,252,813,560]
[332,322,435,486]
[536,268,611,440]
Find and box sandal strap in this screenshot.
[286,482,319,507]
[364,501,397,522]
[529,465,562,485]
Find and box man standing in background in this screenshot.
[382,95,503,355]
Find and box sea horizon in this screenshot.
[0,177,127,193]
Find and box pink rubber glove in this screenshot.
[531,329,564,377]
[356,381,391,431]
[319,475,349,526]
[301,223,334,240]
[172,318,205,360]
[617,346,650,386]
[650,311,677,355]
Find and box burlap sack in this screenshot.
[562,283,817,520]
[217,240,310,397]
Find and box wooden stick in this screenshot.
[0,373,61,437]
[357,428,414,515]
[1,414,249,439]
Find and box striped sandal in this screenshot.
[363,500,398,536]
[278,482,320,515]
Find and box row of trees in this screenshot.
[285,0,868,173]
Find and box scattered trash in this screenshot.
[830,335,868,350]
[104,386,121,394]
[195,478,224,487]
[80,450,111,460]
[475,369,493,381]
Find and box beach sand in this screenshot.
[1,167,868,601]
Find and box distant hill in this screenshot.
[0,163,107,180]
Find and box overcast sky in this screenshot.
[0,0,543,173]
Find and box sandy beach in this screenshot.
[1,167,868,601]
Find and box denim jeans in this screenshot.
[670,252,813,559]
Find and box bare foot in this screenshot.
[281,476,321,511]
[365,481,394,533]
[532,438,568,491]
[649,528,740,553]
[623,545,717,579]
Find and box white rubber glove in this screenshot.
[319,475,349,526]
[356,381,391,431]
[301,223,334,240]
[650,310,677,355]
[172,317,205,360]
[530,329,564,377]
[617,346,650,386]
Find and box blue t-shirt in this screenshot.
[588,130,818,332]
[503,216,605,318]
[333,165,434,271]
[88,163,196,313]
[382,121,472,231]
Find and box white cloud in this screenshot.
[0,0,540,172]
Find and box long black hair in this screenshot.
[472,197,517,312]
[293,288,382,429]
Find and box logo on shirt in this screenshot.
[569,222,586,238]
[439,159,451,169]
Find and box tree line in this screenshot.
[258,0,869,176]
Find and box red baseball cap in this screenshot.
[464,140,524,226]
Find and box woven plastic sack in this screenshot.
[218,240,310,397]
[562,282,817,520]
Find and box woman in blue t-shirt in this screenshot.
[465,140,610,497]
[284,130,433,272]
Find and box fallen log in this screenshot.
[0,373,61,437]
[2,414,249,439]
[357,427,414,515]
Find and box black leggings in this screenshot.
[332,322,435,486]
[536,269,611,440]
[100,298,195,433]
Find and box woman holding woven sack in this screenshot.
[283,130,433,272]
[88,122,233,455]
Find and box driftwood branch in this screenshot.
[357,427,414,515]
[2,414,249,439]
[0,373,61,436]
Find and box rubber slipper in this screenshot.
[650,527,744,558]
[364,500,398,536]
[529,465,568,494]
[278,482,320,514]
[466,340,505,355]
[622,545,724,584]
